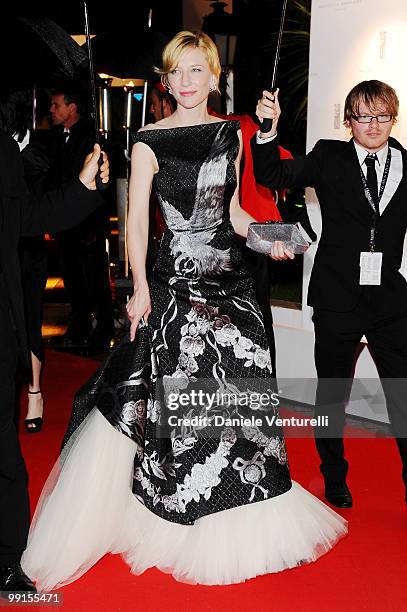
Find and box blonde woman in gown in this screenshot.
[22,31,347,591]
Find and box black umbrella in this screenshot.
[2,16,88,89]
[260,0,289,134]
[87,28,168,80]
[82,1,109,191]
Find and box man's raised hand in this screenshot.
[79,144,109,190]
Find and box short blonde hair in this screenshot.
[344,80,399,124]
[155,30,221,90]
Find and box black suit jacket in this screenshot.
[0,130,102,366]
[251,135,407,313]
[45,120,107,240]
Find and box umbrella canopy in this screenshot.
[87,28,168,81]
[2,17,88,89]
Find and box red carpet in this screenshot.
[19,350,407,612]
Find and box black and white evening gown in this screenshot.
[22,121,347,590]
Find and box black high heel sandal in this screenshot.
[24,390,43,434]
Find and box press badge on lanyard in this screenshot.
[360,251,382,285]
[359,149,391,286]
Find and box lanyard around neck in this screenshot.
[358,148,391,252]
[359,147,391,214]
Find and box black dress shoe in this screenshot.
[0,564,36,593]
[324,481,353,508]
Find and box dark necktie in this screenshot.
[364,153,379,210]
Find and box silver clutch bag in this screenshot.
[246,221,311,255]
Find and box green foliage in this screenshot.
[281,0,311,128]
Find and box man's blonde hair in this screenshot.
[344,80,399,124]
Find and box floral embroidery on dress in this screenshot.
[146,399,161,424]
[233,451,269,502]
[134,428,237,514]
[242,426,288,465]
[172,299,273,384]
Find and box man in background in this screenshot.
[149,82,175,123]
[46,89,114,353]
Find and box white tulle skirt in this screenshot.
[22,408,348,591]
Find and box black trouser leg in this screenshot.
[58,237,92,338]
[313,308,363,483]
[366,313,407,490]
[0,280,29,564]
[20,242,47,362]
[84,234,114,338]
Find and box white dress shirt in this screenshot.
[13,129,30,151]
[353,140,402,214]
[256,131,277,144]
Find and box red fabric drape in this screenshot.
[210,111,293,222]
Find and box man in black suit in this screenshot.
[0,93,109,593]
[251,80,407,509]
[46,89,114,351]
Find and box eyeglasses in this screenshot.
[351,114,393,123]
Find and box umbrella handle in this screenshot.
[95,153,109,191]
[260,87,277,134]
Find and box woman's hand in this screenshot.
[269,241,295,260]
[126,283,152,341]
